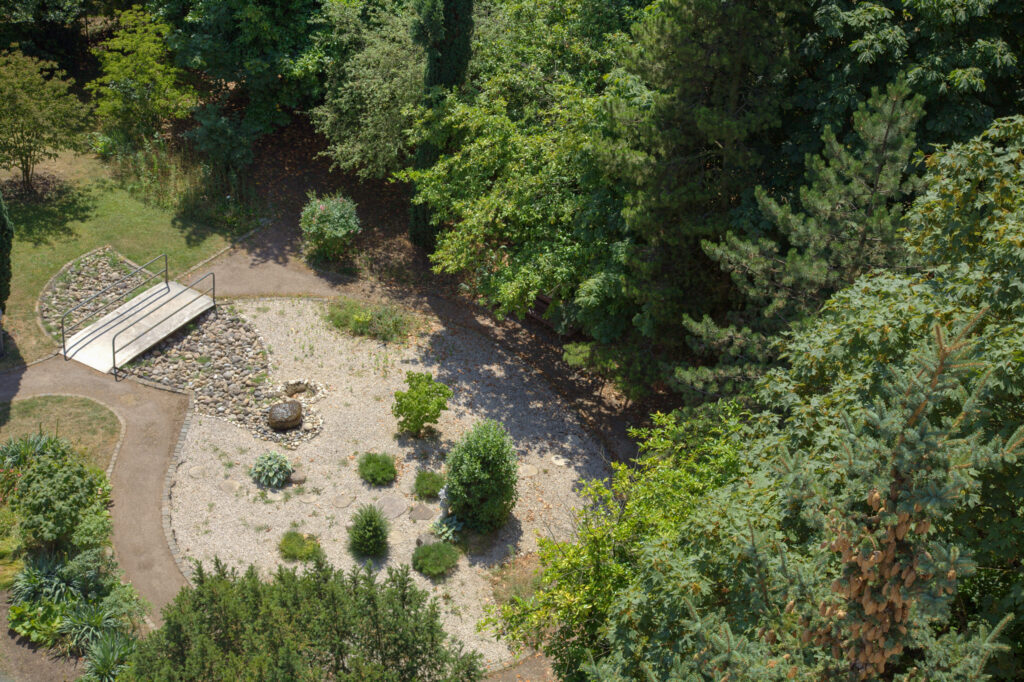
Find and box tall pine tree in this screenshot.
[676,81,924,402]
[409,0,472,250]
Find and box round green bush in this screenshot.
[414,470,444,499]
[445,420,519,533]
[412,542,459,578]
[250,451,293,489]
[348,505,389,558]
[357,452,397,486]
[278,531,323,562]
[300,191,361,261]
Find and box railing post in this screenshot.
[163,254,168,286]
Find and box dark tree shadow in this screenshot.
[4,178,96,246]
[0,328,27,432]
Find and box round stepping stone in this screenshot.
[520,464,539,478]
[266,490,283,502]
[331,493,356,508]
[219,479,242,494]
[409,503,437,522]
[376,495,408,519]
[551,455,569,467]
[298,493,318,505]
[188,466,207,479]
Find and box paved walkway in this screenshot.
[0,357,189,622]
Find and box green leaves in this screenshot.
[445,420,518,533]
[392,371,453,437]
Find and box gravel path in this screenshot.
[169,298,610,667]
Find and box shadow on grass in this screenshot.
[0,328,27,432]
[6,183,96,247]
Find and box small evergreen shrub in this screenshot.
[414,470,444,499]
[392,372,453,437]
[357,452,397,486]
[300,191,361,261]
[445,420,518,533]
[412,542,459,578]
[250,451,293,489]
[325,298,412,343]
[348,505,389,558]
[278,531,323,562]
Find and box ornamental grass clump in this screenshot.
[300,191,361,261]
[357,452,397,486]
[412,542,459,578]
[249,451,293,489]
[348,504,389,558]
[445,420,518,533]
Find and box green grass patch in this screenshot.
[414,470,445,499]
[0,396,120,471]
[325,298,414,343]
[357,452,397,486]
[2,155,239,370]
[278,531,323,562]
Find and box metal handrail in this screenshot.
[111,272,216,377]
[60,254,168,357]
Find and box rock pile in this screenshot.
[128,309,324,448]
[39,247,147,335]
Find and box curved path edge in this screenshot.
[0,357,190,626]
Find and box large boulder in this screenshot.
[268,400,302,430]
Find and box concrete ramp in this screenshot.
[62,281,214,373]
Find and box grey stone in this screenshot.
[520,464,539,478]
[376,495,408,519]
[188,466,207,479]
[284,380,308,396]
[298,493,318,505]
[551,455,569,467]
[409,503,437,522]
[268,400,302,430]
[331,493,356,508]
[267,490,283,502]
[289,466,307,485]
[219,479,242,494]
[416,533,437,547]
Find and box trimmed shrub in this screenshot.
[392,372,453,437]
[278,531,323,562]
[414,470,444,499]
[250,451,293,489]
[13,453,106,551]
[412,542,459,578]
[300,191,361,261]
[357,452,397,486]
[325,298,412,343]
[445,420,518,533]
[348,505,389,558]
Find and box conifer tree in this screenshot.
[675,81,924,402]
[409,0,473,250]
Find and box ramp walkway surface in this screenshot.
[62,281,214,373]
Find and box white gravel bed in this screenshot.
[169,297,611,667]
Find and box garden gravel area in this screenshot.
[169,298,610,667]
[38,246,145,335]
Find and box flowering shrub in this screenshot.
[299,191,361,261]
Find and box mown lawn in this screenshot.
[2,154,235,369]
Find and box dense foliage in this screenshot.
[497,116,1024,679]
[299,191,362,261]
[278,530,323,562]
[414,469,444,499]
[444,420,517,533]
[0,49,91,191]
[392,371,453,436]
[412,541,459,578]
[2,436,144,675]
[87,8,195,147]
[357,451,397,486]
[129,559,484,680]
[326,298,414,343]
